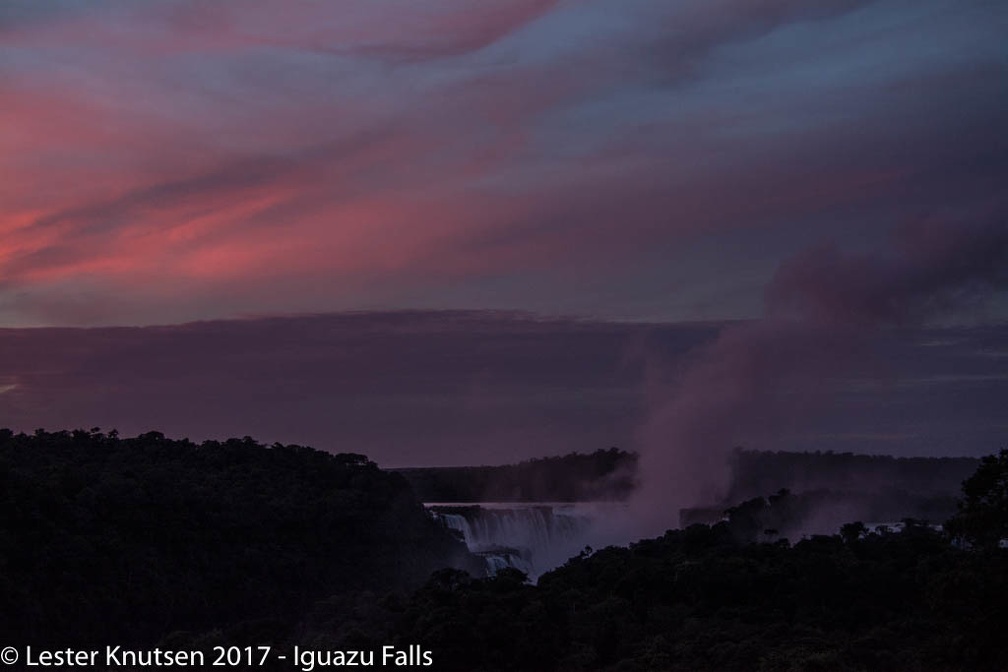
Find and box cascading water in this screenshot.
[428,503,598,580]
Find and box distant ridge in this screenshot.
[681,448,981,533]
[395,448,638,502]
[725,448,978,501]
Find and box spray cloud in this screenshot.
[632,214,1008,537]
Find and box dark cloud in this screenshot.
[0,0,105,31]
[332,0,561,64]
[648,0,876,82]
[766,215,1008,325]
[0,312,674,465]
[1,311,1005,472]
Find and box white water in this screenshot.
[428,502,626,580]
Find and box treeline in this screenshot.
[0,428,478,647]
[395,448,637,502]
[400,447,975,508]
[725,448,978,502]
[325,452,1008,671]
[3,427,1006,670]
[301,450,1008,671]
[678,448,981,533]
[368,522,1006,671]
[681,487,960,536]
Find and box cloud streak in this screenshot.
[0,0,1004,326]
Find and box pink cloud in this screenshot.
[1,0,1003,326]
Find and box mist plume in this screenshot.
[632,215,1008,537]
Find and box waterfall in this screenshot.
[429,503,596,580]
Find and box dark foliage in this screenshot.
[2,429,1006,672]
[357,453,1008,671]
[685,488,951,544]
[0,428,477,647]
[946,448,1008,548]
[395,448,638,503]
[379,522,1007,671]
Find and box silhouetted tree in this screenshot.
[947,448,1008,548]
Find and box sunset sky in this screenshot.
[1,0,1006,468]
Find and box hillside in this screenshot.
[0,428,478,647]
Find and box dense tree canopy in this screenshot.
[1,428,1005,671]
[0,428,477,646]
[372,522,1006,671]
[946,448,1008,548]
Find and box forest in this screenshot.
[395,448,638,502]
[683,449,978,534]
[1,429,1006,671]
[333,452,1008,671]
[0,428,478,647]
[377,517,1006,671]
[723,449,979,501]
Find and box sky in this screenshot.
[2,0,1005,326]
[1,1,1007,481]
[1,313,1006,468]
